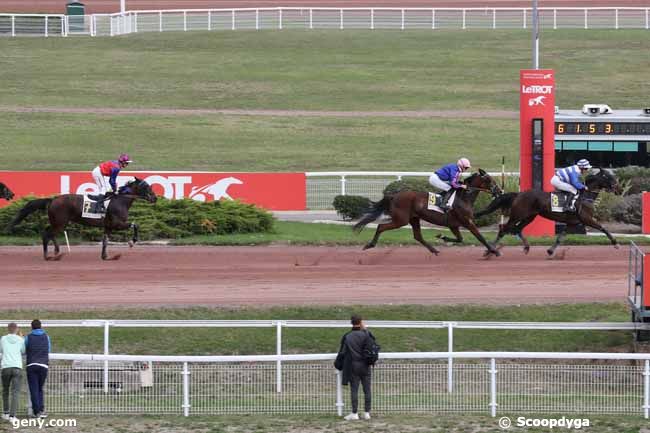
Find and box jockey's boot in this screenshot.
[439,190,453,212]
[567,193,578,212]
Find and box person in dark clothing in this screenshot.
[335,314,376,421]
[24,320,50,419]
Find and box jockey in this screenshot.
[428,158,471,211]
[550,158,591,211]
[91,154,132,210]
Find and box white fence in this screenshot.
[2,7,650,37]
[7,351,650,417]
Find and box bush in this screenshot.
[383,178,433,195]
[612,194,642,225]
[615,167,650,195]
[332,195,372,221]
[593,191,624,222]
[0,197,274,241]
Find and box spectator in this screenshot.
[24,320,50,419]
[334,314,377,421]
[0,323,24,422]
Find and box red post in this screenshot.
[643,192,650,235]
[520,69,555,236]
[644,254,650,308]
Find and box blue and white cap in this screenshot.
[577,159,592,169]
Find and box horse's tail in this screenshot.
[475,192,518,218]
[7,198,52,232]
[353,196,392,233]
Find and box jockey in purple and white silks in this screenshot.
[550,158,591,211]
[428,158,471,211]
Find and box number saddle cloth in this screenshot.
[550,191,575,213]
[427,191,457,213]
[82,194,111,219]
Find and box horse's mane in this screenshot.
[585,169,616,186]
[463,173,479,184]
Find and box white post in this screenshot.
[489,358,497,417]
[523,9,526,29]
[103,321,110,393]
[120,0,125,15]
[183,10,187,31]
[370,8,374,30]
[110,15,114,36]
[462,8,466,29]
[447,322,454,393]
[401,9,405,30]
[432,9,435,29]
[279,8,282,29]
[182,362,190,417]
[309,8,313,29]
[231,9,235,30]
[11,15,15,37]
[643,359,650,419]
[255,9,259,30]
[92,14,96,36]
[340,8,343,30]
[276,321,282,393]
[335,370,344,416]
[492,9,496,29]
[45,16,48,37]
[62,16,66,36]
[340,175,346,196]
[553,9,557,29]
[584,9,588,29]
[208,11,211,31]
[615,9,619,29]
[159,11,162,32]
[646,8,649,30]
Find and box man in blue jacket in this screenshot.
[24,320,50,419]
[428,158,472,211]
[550,159,591,211]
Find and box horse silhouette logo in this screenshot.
[528,96,546,106]
[189,177,244,202]
[543,73,553,79]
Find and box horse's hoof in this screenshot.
[431,250,440,256]
[52,253,64,261]
[523,247,530,255]
[106,254,122,261]
[614,244,620,250]
[128,240,134,248]
[546,249,554,256]
[362,244,373,251]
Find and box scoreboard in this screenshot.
[554,110,650,167]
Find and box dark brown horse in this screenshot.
[353,169,503,256]
[9,178,156,260]
[477,169,621,256]
[0,183,14,200]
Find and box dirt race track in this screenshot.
[0,245,627,309]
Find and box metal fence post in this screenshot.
[432,9,435,29]
[103,321,110,394]
[615,9,618,30]
[447,322,454,393]
[462,8,466,29]
[276,321,282,393]
[584,9,588,29]
[159,11,162,32]
[340,175,346,196]
[208,11,211,31]
[553,9,557,29]
[309,8,313,29]
[492,9,496,29]
[182,362,190,417]
[11,15,15,37]
[255,9,259,30]
[340,8,343,30]
[45,16,48,37]
[134,12,138,32]
[336,370,344,416]
[522,9,526,29]
[401,9,405,30]
[643,359,650,419]
[183,10,187,31]
[231,9,235,30]
[646,8,649,30]
[370,8,374,30]
[110,15,114,36]
[489,358,498,417]
[92,14,96,36]
[279,8,282,29]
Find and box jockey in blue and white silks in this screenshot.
[550,159,591,211]
[428,158,471,211]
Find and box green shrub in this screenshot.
[593,191,624,222]
[383,177,433,195]
[615,167,650,195]
[0,197,274,241]
[332,195,372,221]
[612,194,642,225]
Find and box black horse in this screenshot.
[477,169,621,256]
[9,178,157,260]
[0,183,14,200]
[353,169,503,256]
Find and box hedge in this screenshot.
[0,197,274,241]
[332,195,372,221]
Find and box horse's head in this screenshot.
[119,178,157,203]
[585,168,620,194]
[464,169,503,197]
[0,183,14,201]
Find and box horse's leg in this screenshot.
[547,228,567,256]
[41,227,51,260]
[364,219,407,250]
[512,215,537,254]
[438,226,463,243]
[582,217,619,249]
[410,218,439,255]
[101,230,110,260]
[463,219,501,256]
[129,223,139,247]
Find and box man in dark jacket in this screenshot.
[335,314,376,421]
[24,320,50,419]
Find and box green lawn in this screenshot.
[1,30,649,172]
[1,304,634,356]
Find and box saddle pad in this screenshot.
[427,192,444,213]
[550,192,570,213]
[82,196,110,219]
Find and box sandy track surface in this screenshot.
[0,245,626,309]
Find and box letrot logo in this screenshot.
[521,85,553,94]
[528,96,546,106]
[189,177,244,202]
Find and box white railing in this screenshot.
[3,7,650,37]
[306,171,519,209]
[9,351,650,417]
[0,14,66,37]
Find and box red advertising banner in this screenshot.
[520,69,555,236]
[0,171,306,211]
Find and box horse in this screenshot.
[353,169,503,256]
[477,168,621,256]
[8,178,157,261]
[0,183,14,200]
